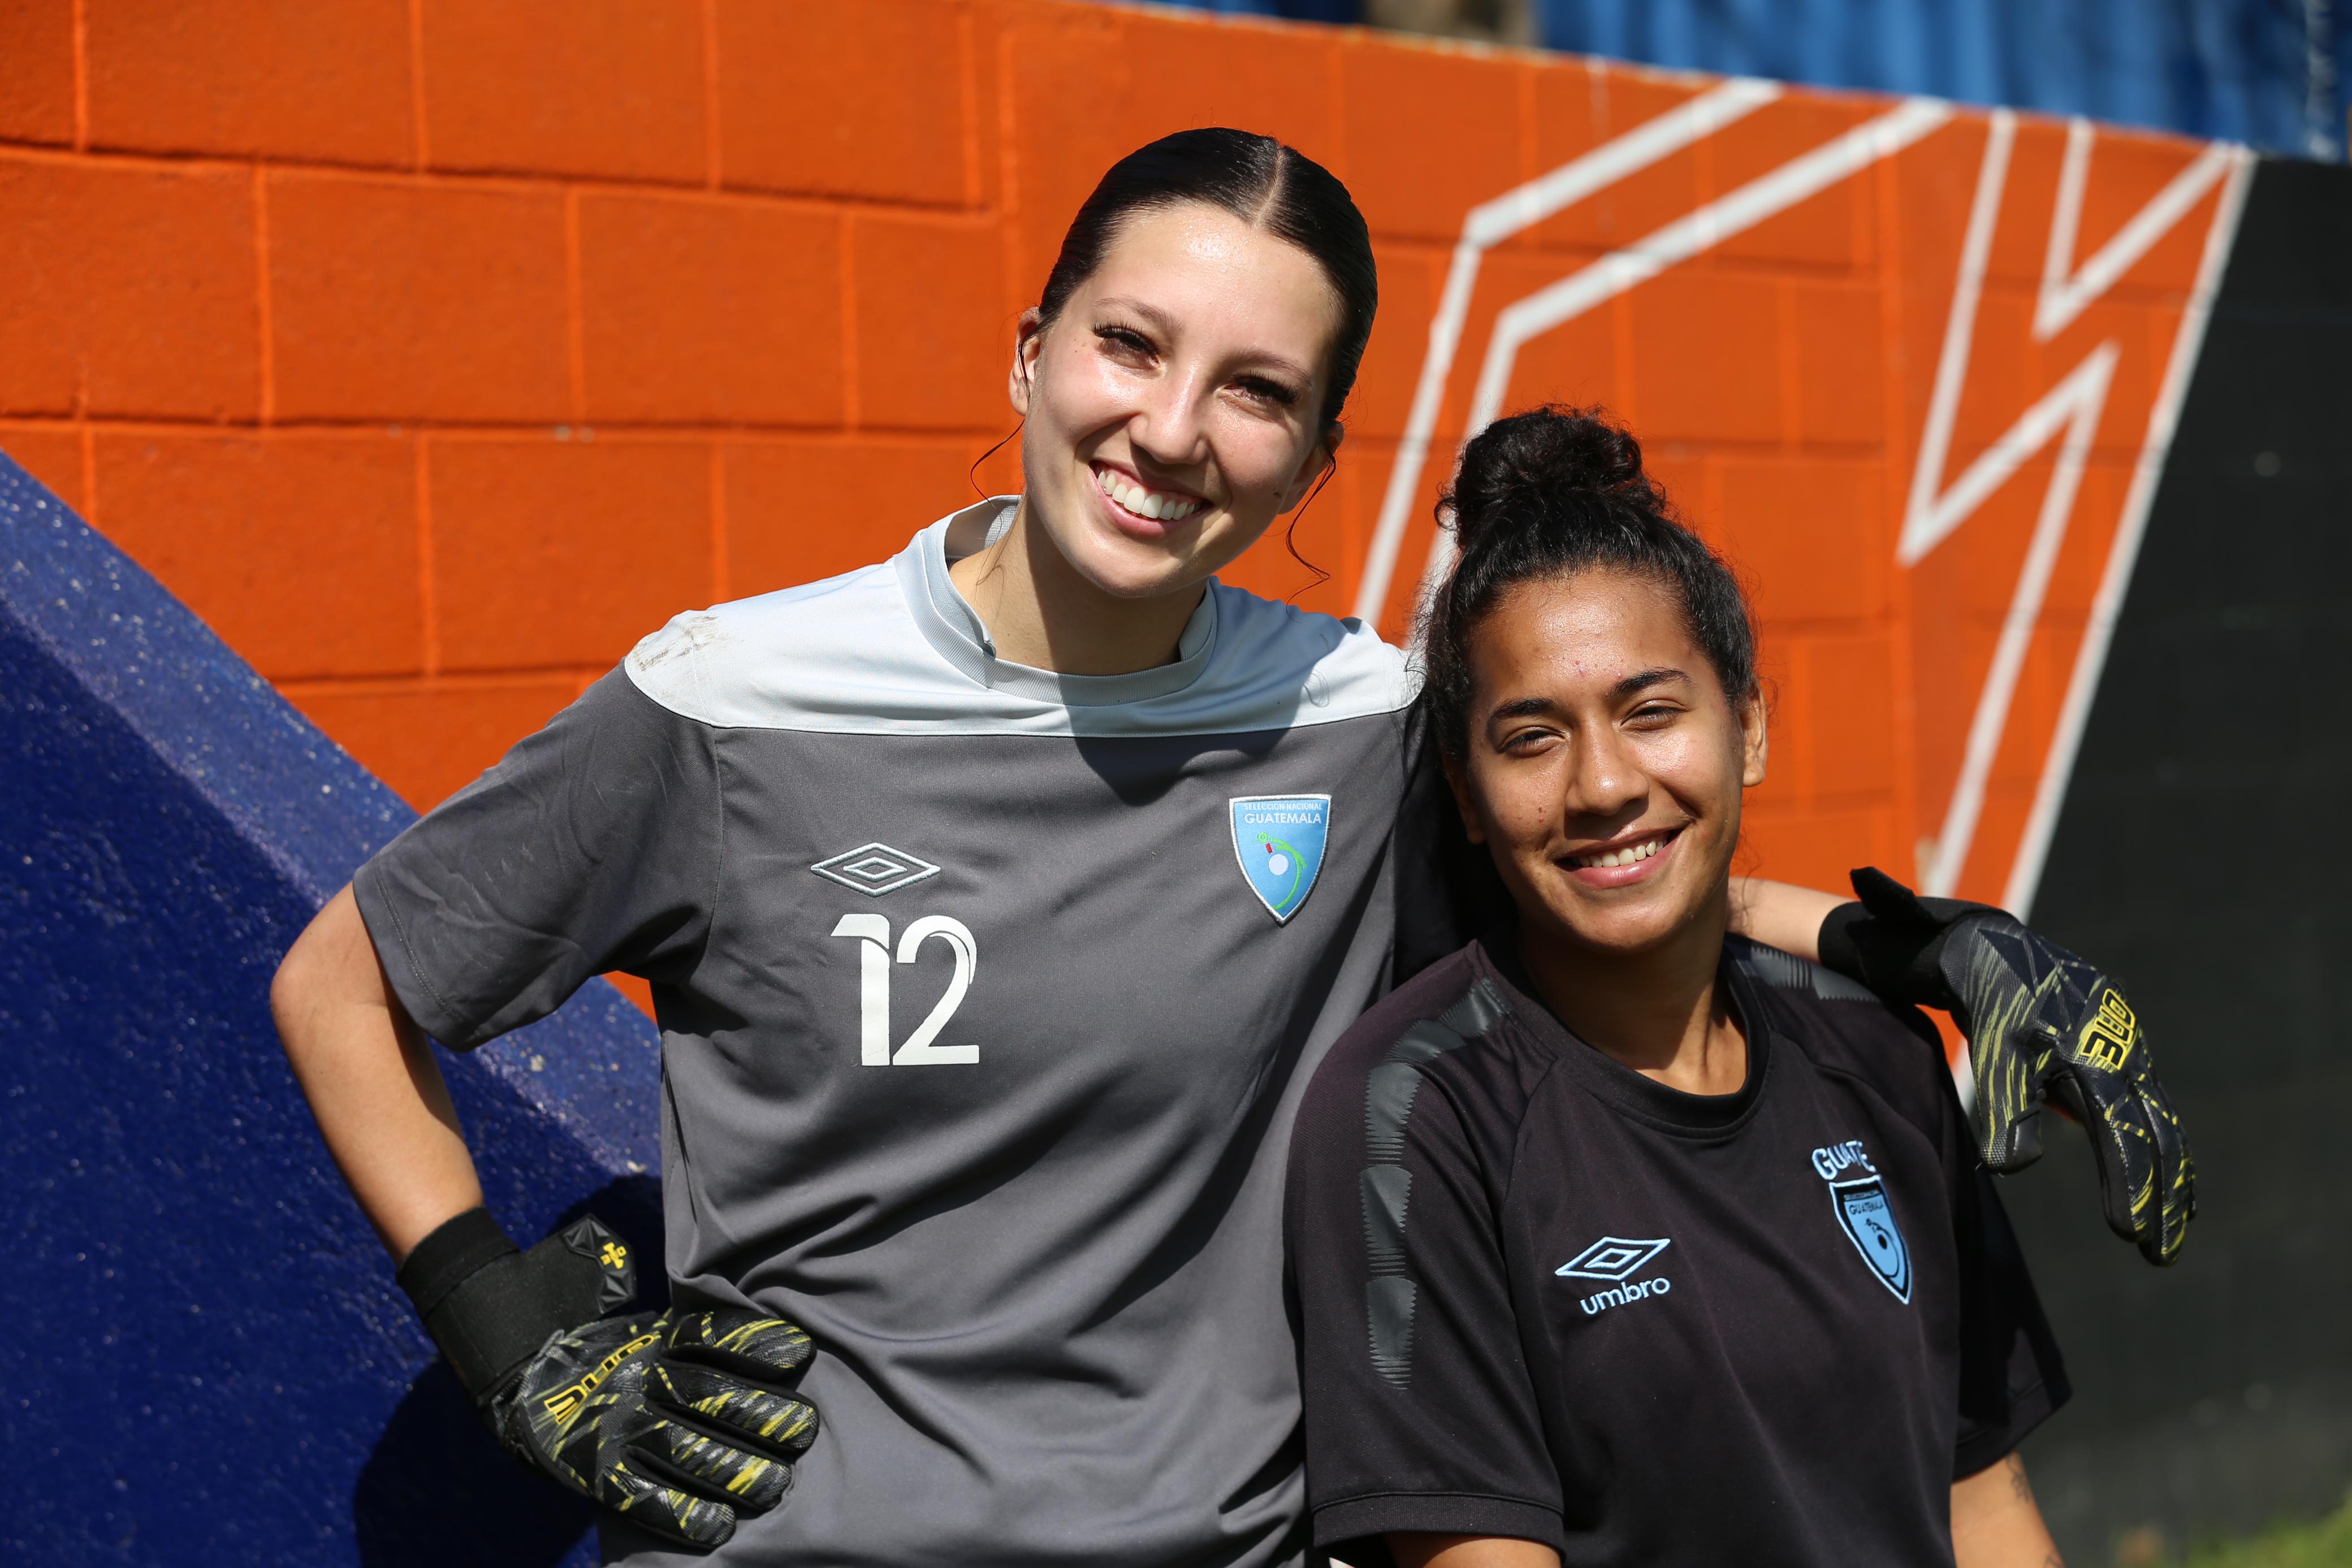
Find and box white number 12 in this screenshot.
[828,913,980,1066]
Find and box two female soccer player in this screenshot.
[1289,408,2068,1567]
[271,129,2183,1563]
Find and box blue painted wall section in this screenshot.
[0,451,664,1566]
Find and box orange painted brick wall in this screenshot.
[0,0,2237,932]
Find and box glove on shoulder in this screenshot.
[1817,867,2195,1266]
[397,1208,818,1548]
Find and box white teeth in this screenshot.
[1576,835,1667,870]
[1095,467,1201,523]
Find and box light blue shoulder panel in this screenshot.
[626,500,1421,737]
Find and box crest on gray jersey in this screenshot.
[1228,795,1330,922]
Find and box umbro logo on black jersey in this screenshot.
[810,842,942,896]
[1554,1236,1670,1282]
[1559,1237,1674,1318]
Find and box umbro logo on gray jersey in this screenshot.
[810,842,942,896]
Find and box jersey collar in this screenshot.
[1473,933,1781,1141]
[898,499,1220,708]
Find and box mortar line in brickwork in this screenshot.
[181,148,977,213]
[1615,249,1862,286]
[0,141,262,179]
[1567,432,1895,462]
[69,0,87,149]
[564,191,587,421]
[1774,281,1803,448]
[1517,65,1540,186]
[0,137,470,184]
[840,216,862,429]
[76,423,94,522]
[8,128,967,209]
[709,444,730,601]
[416,436,439,677]
[957,7,983,209]
[1323,37,1346,180]
[1756,614,1906,636]
[15,414,1013,444]
[1609,292,1637,424]
[1869,144,1926,887]
[253,168,275,425]
[993,23,1023,297]
[275,670,609,698]
[1791,786,1909,811]
[698,0,723,190]
[406,0,429,170]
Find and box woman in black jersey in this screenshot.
[1288,408,2072,1567]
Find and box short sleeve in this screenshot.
[1951,1163,2072,1476]
[1287,1040,1563,1563]
[352,667,723,1050]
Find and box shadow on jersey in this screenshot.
[1831,1176,1914,1302]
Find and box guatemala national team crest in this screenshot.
[1229,795,1330,923]
[1830,1176,1913,1303]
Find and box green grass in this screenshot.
[2178,1494,2352,1567]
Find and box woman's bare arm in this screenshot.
[1386,1535,1559,1568]
[270,885,483,1261]
[1727,876,1850,962]
[1952,1453,2064,1567]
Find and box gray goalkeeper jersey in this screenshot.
[353,499,1423,1567]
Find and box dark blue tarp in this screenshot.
[0,448,664,1565]
[1143,0,2351,158]
[1538,0,2346,157]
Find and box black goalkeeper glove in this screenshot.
[1817,867,2195,1266]
[396,1207,819,1548]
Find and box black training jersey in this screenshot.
[1285,934,2067,1567]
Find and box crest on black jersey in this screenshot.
[1830,1177,1913,1302]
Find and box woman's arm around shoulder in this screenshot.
[1952,1452,2065,1567]
[1727,876,1849,961]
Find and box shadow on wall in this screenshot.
[0,454,663,1566]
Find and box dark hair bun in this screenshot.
[1421,403,1758,757]
[1447,405,1659,553]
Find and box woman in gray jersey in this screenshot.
[269,131,2180,1566]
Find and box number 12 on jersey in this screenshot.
[828,914,980,1066]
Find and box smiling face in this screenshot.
[1009,200,1346,600]
[1447,568,1768,960]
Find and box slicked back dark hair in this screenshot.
[1421,405,1759,760]
[1036,128,1377,434]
